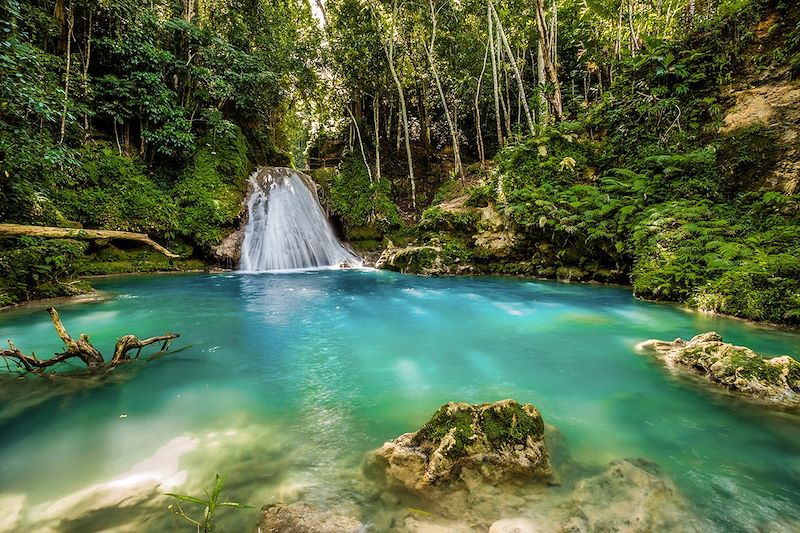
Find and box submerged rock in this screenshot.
[638,332,800,408]
[369,400,552,497]
[559,459,701,532]
[257,502,364,533]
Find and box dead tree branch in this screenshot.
[0,307,180,374]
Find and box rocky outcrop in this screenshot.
[369,400,552,497]
[637,332,800,408]
[256,502,364,533]
[375,244,464,275]
[211,228,245,267]
[720,79,799,194]
[558,459,701,533]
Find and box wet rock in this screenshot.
[559,459,701,533]
[369,400,552,498]
[212,228,244,268]
[637,332,800,408]
[256,502,363,533]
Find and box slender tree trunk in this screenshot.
[82,8,92,132]
[488,3,503,146]
[475,35,489,166]
[628,1,639,53]
[385,0,416,208]
[534,0,563,121]
[345,103,373,183]
[414,79,433,153]
[491,4,535,134]
[373,91,382,182]
[537,40,547,118]
[425,0,463,179]
[59,3,74,144]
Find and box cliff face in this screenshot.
[718,8,800,194]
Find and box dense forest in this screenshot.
[1,0,799,325]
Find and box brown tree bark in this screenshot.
[534,0,563,121]
[1,308,180,374]
[0,224,180,258]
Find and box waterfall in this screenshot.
[239,168,361,272]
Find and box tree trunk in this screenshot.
[491,3,535,134]
[425,0,463,179]
[533,0,563,121]
[488,3,503,146]
[475,35,490,166]
[59,3,74,144]
[0,224,180,258]
[385,0,416,208]
[537,40,548,117]
[373,91,382,182]
[414,79,433,154]
[345,103,373,183]
[82,8,92,132]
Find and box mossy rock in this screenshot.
[638,332,800,408]
[371,399,552,496]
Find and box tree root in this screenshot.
[0,307,180,374]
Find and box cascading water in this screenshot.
[239,167,361,272]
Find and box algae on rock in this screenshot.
[637,332,800,408]
[369,399,552,498]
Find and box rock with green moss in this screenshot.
[369,400,552,497]
[638,332,800,408]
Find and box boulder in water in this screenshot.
[637,332,800,408]
[256,502,364,533]
[558,459,701,532]
[369,400,552,497]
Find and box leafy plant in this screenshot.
[166,474,253,532]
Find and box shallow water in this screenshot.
[0,271,798,531]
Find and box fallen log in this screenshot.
[0,223,180,258]
[0,307,180,374]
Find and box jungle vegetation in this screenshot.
[1,0,799,324]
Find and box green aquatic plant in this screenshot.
[166,474,253,532]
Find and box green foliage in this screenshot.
[166,474,253,533]
[328,156,400,235]
[0,237,90,306]
[496,129,593,192]
[173,130,251,250]
[419,207,479,234]
[53,145,178,235]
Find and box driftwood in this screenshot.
[0,223,180,258]
[0,307,179,374]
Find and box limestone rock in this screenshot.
[559,459,701,533]
[637,332,800,408]
[212,228,245,267]
[256,502,363,533]
[369,400,552,497]
[375,245,443,275]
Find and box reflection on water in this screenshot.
[0,271,798,531]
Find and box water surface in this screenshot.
[0,271,798,531]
